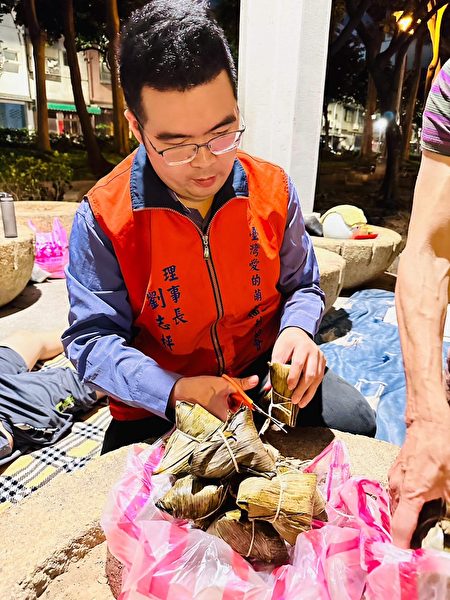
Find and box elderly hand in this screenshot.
[389,413,450,548]
[271,326,326,408]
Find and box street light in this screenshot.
[393,12,414,33]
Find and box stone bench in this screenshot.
[0,429,399,599]
[315,247,346,312]
[0,226,35,307]
[14,201,79,237]
[312,225,403,290]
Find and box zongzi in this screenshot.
[157,474,228,526]
[155,402,223,476]
[237,471,317,545]
[190,408,276,479]
[207,509,289,564]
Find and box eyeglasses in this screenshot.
[137,119,246,166]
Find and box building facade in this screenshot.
[324,101,365,153]
[0,13,113,135]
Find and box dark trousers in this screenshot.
[101,363,376,455]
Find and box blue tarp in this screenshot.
[317,289,450,446]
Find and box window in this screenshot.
[4,49,18,61]
[0,103,26,129]
[99,57,111,85]
[344,108,353,123]
[45,48,61,81]
[62,51,69,67]
[2,48,20,73]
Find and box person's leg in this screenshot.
[297,367,377,437]
[0,330,63,371]
[101,416,174,454]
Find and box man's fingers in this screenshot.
[297,379,321,409]
[291,351,323,404]
[287,361,302,392]
[391,497,423,549]
[236,375,259,391]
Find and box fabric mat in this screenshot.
[0,354,111,513]
[317,289,450,446]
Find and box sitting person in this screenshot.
[63,0,376,454]
[0,330,104,465]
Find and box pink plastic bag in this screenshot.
[28,217,69,278]
[101,439,450,600]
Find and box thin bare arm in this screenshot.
[390,149,450,547]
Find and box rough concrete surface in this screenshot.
[0,226,35,307]
[0,446,128,600]
[312,225,402,289]
[0,278,69,339]
[315,247,346,312]
[41,542,113,600]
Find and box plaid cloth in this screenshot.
[0,354,111,513]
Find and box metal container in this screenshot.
[0,192,18,238]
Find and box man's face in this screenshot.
[127,70,240,205]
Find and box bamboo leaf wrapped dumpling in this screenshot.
[207,509,289,564]
[236,472,317,545]
[155,402,223,476]
[175,401,223,439]
[157,474,228,526]
[190,408,276,479]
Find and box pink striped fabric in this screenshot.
[422,59,450,156]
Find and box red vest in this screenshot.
[87,149,289,420]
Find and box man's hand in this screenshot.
[389,413,450,548]
[170,374,259,421]
[271,327,326,408]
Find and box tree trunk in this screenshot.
[361,74,377,158]
[62,0,111,177]
[371,48,408,211]
[23,0,50,153]
[380,120,402,209]
[323,104,330,151]
[402,35,425,161]
[106,0,130,156]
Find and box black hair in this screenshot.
[120,0,237,122]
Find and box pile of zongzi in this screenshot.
[154,397,327,564]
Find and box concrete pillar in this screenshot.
[238,0,332,213]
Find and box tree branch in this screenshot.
[345,0,375,55]
[380,0,450,64]
[329,0,371,56]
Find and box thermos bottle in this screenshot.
[0,192,18,238]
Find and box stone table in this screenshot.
[315,247,346,312]
[312,226,403,290]
[0,225,35,307]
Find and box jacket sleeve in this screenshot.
[277,177,325,337]
[62,200,181,419]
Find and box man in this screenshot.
[63,0,375,453]
[389,59,450,548]
[0,330,101,464]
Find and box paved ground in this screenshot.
[0,279,69,341]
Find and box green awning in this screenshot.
[47,102,102,115]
